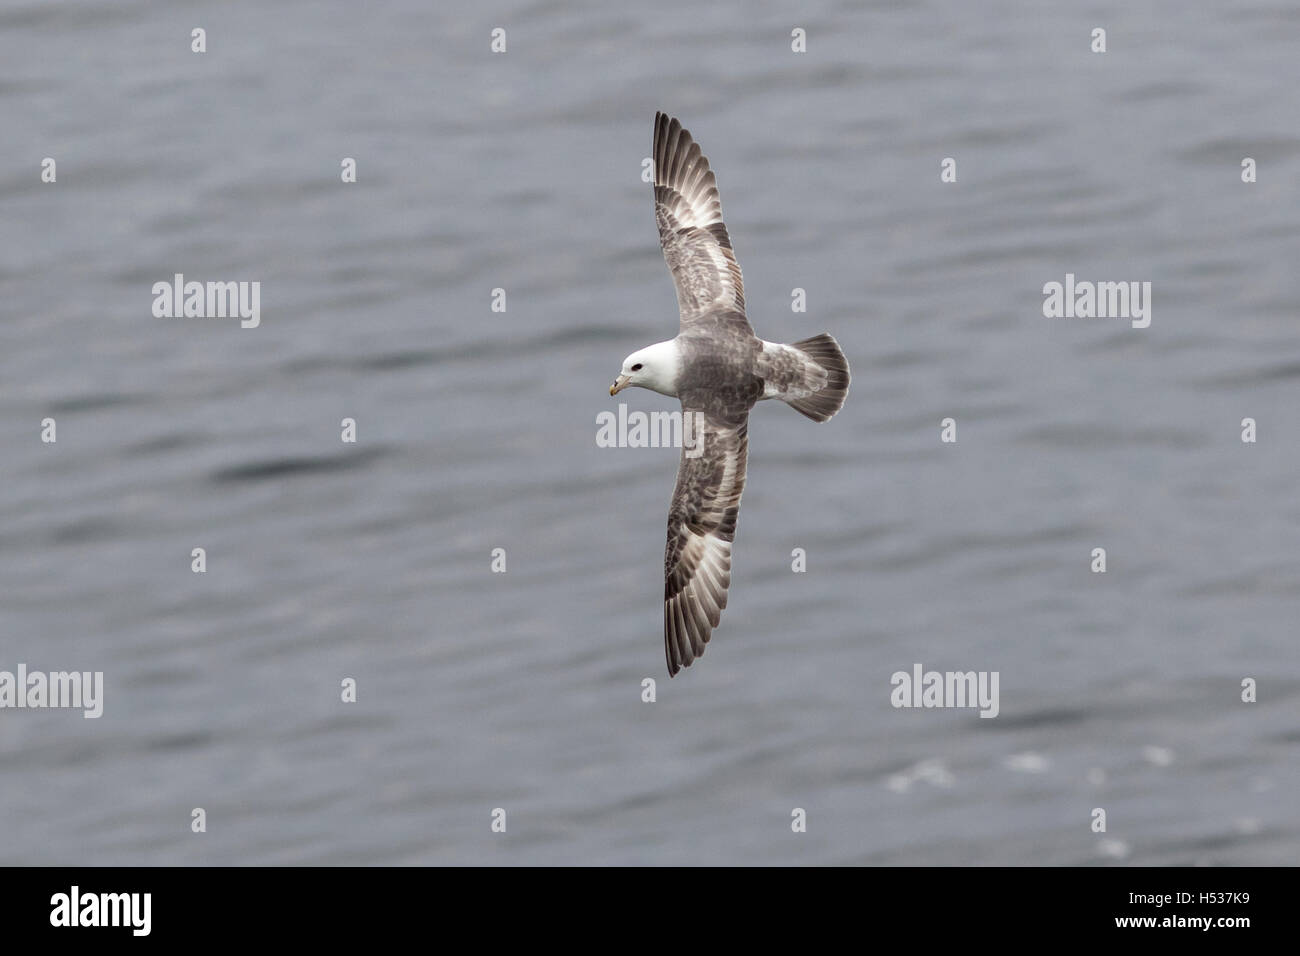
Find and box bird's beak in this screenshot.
[610,374,631,396]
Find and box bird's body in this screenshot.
[611,113,850,676]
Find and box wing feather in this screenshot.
[653,112,751,334]
[663,410,749,676]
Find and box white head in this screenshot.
[609,340,680,398]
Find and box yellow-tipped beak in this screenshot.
[610,374,631,396]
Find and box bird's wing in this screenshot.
[653,112,752,335]
[663,407,749,676]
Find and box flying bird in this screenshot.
[611,112,850,676]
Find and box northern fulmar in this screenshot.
[610,112,851,677]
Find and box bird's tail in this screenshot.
[783,333,850,422]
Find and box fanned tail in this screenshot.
[784,333,850,422]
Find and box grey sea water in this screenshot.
[1,0,1297,865]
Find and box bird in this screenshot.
[610,112,851,677]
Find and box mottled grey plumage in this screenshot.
[654,113,749,330]
[648,112,851,676]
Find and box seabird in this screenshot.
[611,112,851,676]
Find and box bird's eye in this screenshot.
[631,363,643,372]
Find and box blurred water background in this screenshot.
[1,0,1297,864]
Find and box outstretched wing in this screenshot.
[653,112,751,335]
[663,408,750,676]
